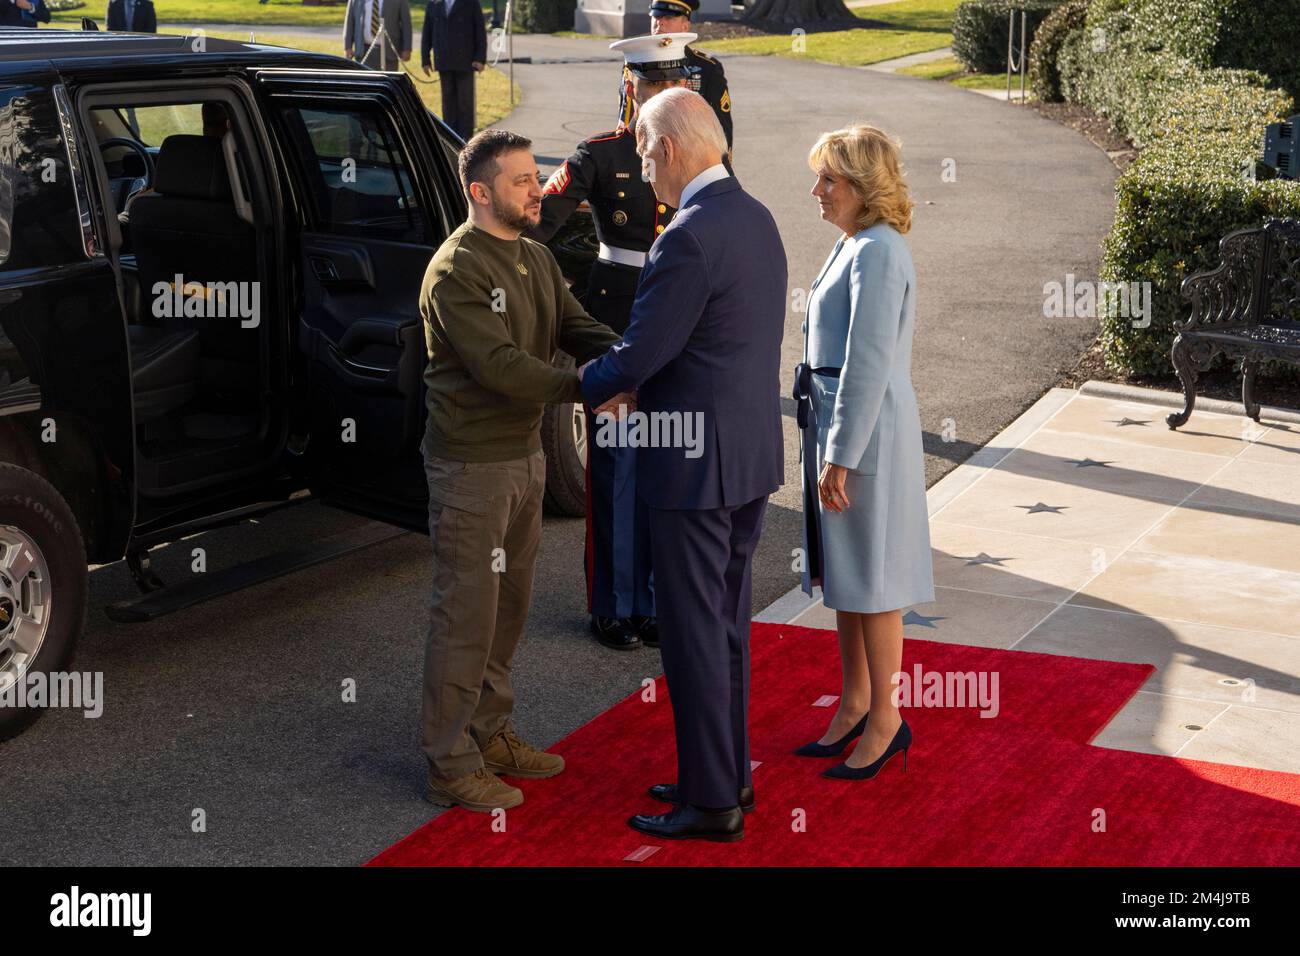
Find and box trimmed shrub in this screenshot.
[1133,0,1300,81]
[1028,0,1089,101]
[1084,0,1133,29]
[1053,0,1300,375]
[952,0,1063,74]
[1099,94,1300,375]
[1099,174,1300,376]
[513,0,576,34]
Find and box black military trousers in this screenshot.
[583,260,654,621]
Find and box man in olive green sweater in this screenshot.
[420,129,630,812]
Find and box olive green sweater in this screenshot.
[421,221,621,462]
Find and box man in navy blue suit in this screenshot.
[421,0,487,142]
[579,86,787,842]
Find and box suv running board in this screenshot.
[104,522,408,623]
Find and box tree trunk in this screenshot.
[742,0,860,25]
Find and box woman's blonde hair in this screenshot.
[807,124,914,234]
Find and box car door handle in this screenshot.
[309,256,341,283]
[326,342,390,379]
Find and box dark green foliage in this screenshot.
[1052,0,1300,374]
[1028,0,1088,101]
[513,0,576,34]
[952,0,1063,73]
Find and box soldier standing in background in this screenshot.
[527,34,695,652]
[617,0,733,167]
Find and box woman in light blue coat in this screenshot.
[795,124,934,781]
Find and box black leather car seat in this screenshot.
[128,325,200,424]
[129,134,259,409]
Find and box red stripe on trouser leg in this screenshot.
[584,406,594,615]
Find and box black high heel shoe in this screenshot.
[822,719,911,780]
[794,713,868,757]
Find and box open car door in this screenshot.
[255,68,465,532]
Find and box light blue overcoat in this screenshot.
[800,223,935,613]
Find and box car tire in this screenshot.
[541,354,588,518]
[0,464,88,743]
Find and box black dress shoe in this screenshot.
[629,615,659,648]
[824,718,912,780]
[628,804,744,843]
[648,782,755,813]
[794,713,868,757]
[591,615,641,651]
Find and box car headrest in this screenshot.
[153,134,232,201]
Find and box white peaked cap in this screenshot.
[609,32,697,79]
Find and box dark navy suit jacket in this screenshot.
[422,0,487,72]
[580,175,787,511]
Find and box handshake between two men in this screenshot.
[416,86,788,844]
[578,361,636,421]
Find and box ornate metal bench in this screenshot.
[1167,217,1300,429]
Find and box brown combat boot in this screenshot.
[425,767,523,812]
[481,728,565,779]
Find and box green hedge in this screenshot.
[1055,0,1300,375]
[1133,0,1300,82]
[1028,0,1088,101]
[952,0,1062,73]
[1099,115,1300,375]
[513,0,576,33]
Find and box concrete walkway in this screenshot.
[866,45,954,73]
[774,384,1300,774]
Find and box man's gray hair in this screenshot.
[636,87,727,164]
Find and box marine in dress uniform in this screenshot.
[616,0,733,167]
[526,34,695,652]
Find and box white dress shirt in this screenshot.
[678,162,730,208]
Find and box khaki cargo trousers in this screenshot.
[420,446,546,780]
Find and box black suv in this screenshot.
[0,28,591,740]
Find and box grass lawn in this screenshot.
[552,30,617,40]
[703,0,960,67]
[52,0,497,28]
[204,30,518,130]
[896,53,1018,91]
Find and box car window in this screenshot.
[118,104,205,147]
[0,85,84,269]
[281,104,429,244]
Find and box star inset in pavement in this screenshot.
[961,552,1011,566]
[1017,502,1068,514]
[1108,417,1150,427]
[902,611,945,628]
[1069,458,1113,468]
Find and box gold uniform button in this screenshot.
[655,224,665,234]
[600,289,607,295]
[657,203,666,213]
[617,190,626,198]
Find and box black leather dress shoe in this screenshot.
[628,804,744,843]
[591,615,641,651]
[629,615,659,648]
[648,782,755,813]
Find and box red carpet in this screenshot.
[368,623,1300,866]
